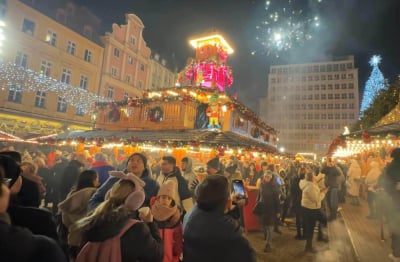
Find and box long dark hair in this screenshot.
[76,170,98,191]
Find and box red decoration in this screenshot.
[362,131,371,143]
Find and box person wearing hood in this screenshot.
[74,173,163,262]
[58,170,99,259]
[299,171,328,253]
[321,158,344,221]
[0,155,67,262]
[151,180,183,262]
[181,157,198,196]
[88,153,159,210]
[157,156,193,214]
[206,157,222,176]
[365,160,382,219]
[347,159,362,206]
[90,153,115,186]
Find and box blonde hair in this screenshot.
[20,161,37,176]
[33,157,46,167]
[75,179,136,230]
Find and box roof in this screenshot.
[53,129,277,152]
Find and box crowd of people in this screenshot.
[0,144,399,261]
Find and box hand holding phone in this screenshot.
[232,179,246,200]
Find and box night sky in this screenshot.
[75,0,400,112]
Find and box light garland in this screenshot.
[0,62,111,113]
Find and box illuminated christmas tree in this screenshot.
[360,55,386,116]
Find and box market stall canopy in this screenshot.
[52,129,277,152]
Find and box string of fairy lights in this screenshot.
[0,62,111,113]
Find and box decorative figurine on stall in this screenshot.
[206,96,220,128]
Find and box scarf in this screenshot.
[151,201,180,227]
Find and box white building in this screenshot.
[260,55,360,158]
[147,53,176,90]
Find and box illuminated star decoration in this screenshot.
[253,0,322,57]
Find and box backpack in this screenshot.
[76,219,139,262]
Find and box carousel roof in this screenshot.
[53,129,277,152]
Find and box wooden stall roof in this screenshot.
[54,129,277,152]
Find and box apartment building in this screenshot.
[147,53,177,90]
[260,56,360,158]
[0,0,104,136]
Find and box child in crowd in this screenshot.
[151,180,183,262]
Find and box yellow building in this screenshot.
[147,53,177,90]
[0,0,104,137]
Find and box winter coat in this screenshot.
[382,159,400,210]
[299,180,326,209]
[260,181,280,226]
[322,165,344,188]
[7,204,59,242]
[81,217,163,262]
[60,160,84,201]
[365,161,381,192]
[290,173,305,209]
[88,169,159,210]
[181,158,199,194]
[183,205,256,262]
[90,162,115,185]
[17,176,43,207]
[157,168,193,213]
[347,160,362,196]
[0,213,67,262]
[58,187,97,246]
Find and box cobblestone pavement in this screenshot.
[244,217,352,262]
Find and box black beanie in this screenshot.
[0,151,22,164]
[127,152,147,167]
[207,157,220,170]
[195,175,229,209]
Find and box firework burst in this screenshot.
[253,0,322,57]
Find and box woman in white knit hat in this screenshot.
[151,180,183,262]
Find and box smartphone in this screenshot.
[232,179,246,199]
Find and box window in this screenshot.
[334,74,340,80]
[107,86,114,98]
[348,74,354,79]
[328,104,333,109]
[308,104,313,110]
[348,83,354,89]
[8,84,22,103]
[341,74,347,79]
[127,56,133,64]
[125,75,131,84]
[46,30,57,46]
[84,49,92,62]
[342,113,348,119]
[335,113,340,119]
[61,68,72,84]
[111,67,117,77]
[349,93,355,99]
[315,104,320,110]
[340,64,346,71]
[138,80,143,88]
[57,96,67,112]
[327,75,332,80]
[333,64,339,71]
[328,114,333,119]
[130,36,136,45]
[328,94,333,100]
[35,91,46,108]
[40,60,51,76]
[342,103,347,109]
[341,84,347,89]
[334,94,340,99]
[76,105,84,116]
[314,114,320,119]
[22,18,35,35]
[321,94,326,100]
[15,52,28,68]
[79,75,88,89]
[321,114,326,119]
[315,85,320,90]
[335,104,340,109]
[314,94,320,100]
[140,64,145,71]
[321,75,326,80]
[327,64,332,72]
[320,65,326,72]
[114,48,120,57]
[349,103,355,109]
[328,84,333,90]
[314,75,319,81]
[124,92,129,101]
[67,41,76,55]
[321,104,326,109]
[341,93,348,99]
[349,113,355,119]
[308,76,313,81]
